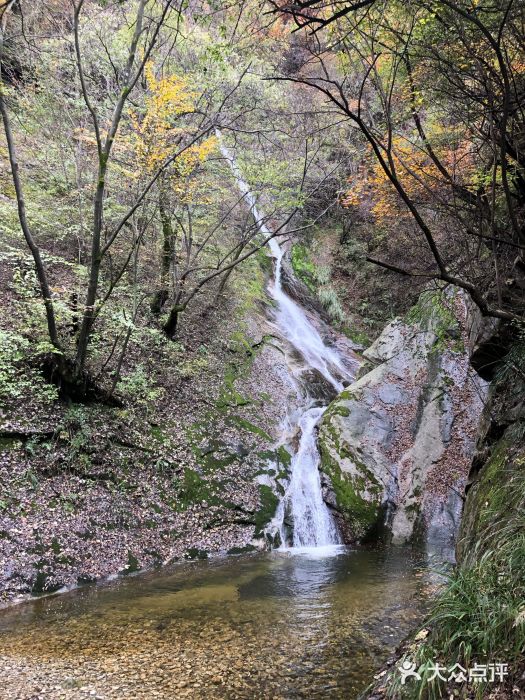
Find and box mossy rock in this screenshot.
[31,559,64,595]
[342,326,371,348]
[174,468,214,510]
[253,484,279,536]
[121,551,140,575]
[290,243,316,292]
[226,416,272,441]
[323,402,351,420]
[276,445,292,469]
[457,426,525,565]
[319,437,382,541]
[183,548,208,560]
[227,544,257,555]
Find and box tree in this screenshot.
[0,0,60,352]
[268,0,525,323]
[0,0,212,394]
[132,62,218,317]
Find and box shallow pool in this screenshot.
[0,546,436,699]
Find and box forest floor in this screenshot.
[0,226,297,604]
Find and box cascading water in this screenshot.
[267,236,349,392]
[279,406,340,547]
[266,236,352,549]
[219,136,357,549]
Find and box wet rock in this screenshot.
[298,369,338,402]
[279,258,329,321]
[319,472,338,509]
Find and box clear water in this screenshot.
[0,548,433,699]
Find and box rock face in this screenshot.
[456,376,525,566]
[318,290,488,547]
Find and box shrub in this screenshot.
[318,285,346,323]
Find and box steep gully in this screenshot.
[219,137,360,550]
[0,146,436,700]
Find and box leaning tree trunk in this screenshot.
[163,301,185,339]
[0,28,61,351]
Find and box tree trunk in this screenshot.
[151,192,173,315]
[0,24,61,351]
[163,305,183,339]
[74,0,147,376]
[42,354,122,406]
[75,171,105,373]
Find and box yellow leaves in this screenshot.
[128,61,217,206]
[134,62,199,174]
[131,62,216,202]
[343,133,475,224]
[72,127,99,149]
[171,136,218,203]
[144,62,196,122]
[176,136,217,176]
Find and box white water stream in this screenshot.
[219,137,356,550]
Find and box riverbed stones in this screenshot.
[0,547,429,700]
[319,289,488,546]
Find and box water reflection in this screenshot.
[0,547,432,699]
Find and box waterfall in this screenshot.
[280,406,341,547]
[219,136,356,550]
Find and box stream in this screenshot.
[0,146,436,699]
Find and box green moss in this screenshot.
[226,416,272,441]
[174,468,213,511]
[319,437,381,538]
[342,326,371,347]
[256,446,291,472]
[323,402,351,420]
[233,252,268,313]
[405,289,464,352]
[150,424,169,443]
[121,551,140,574]
[253,484,279,535]
[216,331,272,411]
[291,243,316,291]
[183,548,208,560]
[338,389,358,402]
[458,432,525,563]
[256,247,273,274]
[276,445,292,469]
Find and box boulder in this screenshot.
[319,289,488,547]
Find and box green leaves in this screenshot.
[0,330,58,406]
